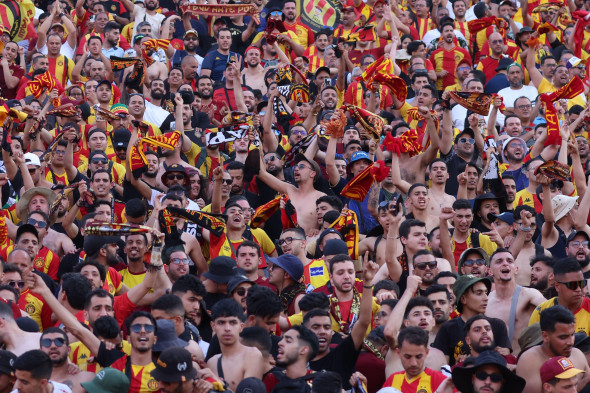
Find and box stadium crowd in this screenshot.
[2,0,590,391]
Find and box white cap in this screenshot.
[24,153,41,167]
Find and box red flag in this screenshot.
[541,76,585,146]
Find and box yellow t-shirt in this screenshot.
[529,297,590,335]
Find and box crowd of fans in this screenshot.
[1,0,590,391]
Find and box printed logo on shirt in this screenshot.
[34,258,44,269]
[147,379,159,391]
[25,304,36,314]
[310,267,324,276]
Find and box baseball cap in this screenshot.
[112,128,131,149]
[227,276,256,295]
[236,378,266,393]
[457,247,490,272]
[315,66,330,76]
[267,254,304,281]
[151,347,198,382]
[24,152,41,167]
[540,356,584,384]
[133,34,146,45]
[566,230,590,244]
[567,57,586,69]
[323,238,349,256]
[96,79,112,89]
[83,235,121,257]
[202,256,237,284]
[81,368,130,393]
[183,29,198,39]
[488,212,515,225]
[0,350,16,376]
[453,274,491,312]
[88,150,108,161]
[495,57,513,72]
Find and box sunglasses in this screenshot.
[55,150,66,156]
[265,156,278,163]
[295,163,311,170]
[278,236,304,246]
[184,36,198,41]
[167,173,185,181]
[235,287,248,296]
[270,10,283,16]
[475,371,503,383]
[414,261,437,270]
[459,137,475,145]
[130,323,155,334]
[7,280,25,289]
[463,259,486,267]
[557,280,588,290]
[27,218,47,228]
[28,168,37,174]
[570,241,589,248]
[41,337,66,348]
[170,258,190,265]
[91,158,108,164]
[217,179,232,185]
[292,129,307,136]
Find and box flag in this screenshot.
[159,209,184,247]
[448,91,497,116]
[165,206,226,237]
[468,16,504,34]
[297,0,341,32]
[250,195,281,229]
[142,131,181,151]
[329,209,359,259]
[341,104,384,140]
[368,73,407,102]
[281,196,298,229]
[357,55,393,82]
[180,3,260,24]
[382,129,422,157]
[322,109,347,138]
[341,161,390,202]
[0,100,8,127]
[282,133,317,167]
[84,221,152,236]
[540,76,585,146]
[0,0,35,42]
[27,71,57,99]
[572,10,590,57]
[47,103,77,117]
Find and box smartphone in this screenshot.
[389,194,403,215]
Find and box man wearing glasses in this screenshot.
[565,231,590,275]
[529,259,590,333]
[453,350,525,393]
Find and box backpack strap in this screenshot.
[508,285,523,344]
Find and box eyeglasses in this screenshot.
[278,236,304,246]
[544,63,557,68]
[7,280,25,289]
[184,36,198,41]
[557,280,588,290]
[130,323,155,333]
[265,156,278,163]
[295,163,311,170]
[516,104,532,110]
[570,241,589,248]
[458,66,471,71]
[365,94,380,98]
[414,261,437,270]
[55,150,66,156]
[577,66,586,71]
[459,137,475,145]
[216,179,232,185]
[41,337,66,348]
[475,371,503,383]
[270,10,283,16]
[292,129,307,136]
[170,258,190,265]
[463,259,486,267]
[167,173,185,181]
[490,39,503,45]
[27,218,47,228]
[91,158,108,164]
[235,287,248,296]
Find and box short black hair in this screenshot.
[553,258,582,277]
[434,271,458,282]
[126,311,158,334]
[171,274,206,297]
[406,40,425,55]
[246,286,283,318]
[104,21,121,33]
[93,316,121,339]
[463,315,493,336]
[397,326,429,348]
[540,305,575,332]
[298,292,330,312]
[303,308,331,326]
[236,240,261,257]
[40,327,69,346]
[424,284,451,301]
[84,289,113,311]
[288,324,319,361]
[61,273,93,310]
[404,296,434,319]
[316,195,344,211]
[530,254,555,269]
[240,326,272,357]
[452,199,473,211]
[151,294,185,317]
[399,219,426,239]
[125,198,147,219]
[211,299,245,322]
[74,259,107,283]
[328,254,354,274]
[13,350,53,379]
[373,279,400,298]
[411,71,429,84]
[312,371,342,393]
[489,247,513,264]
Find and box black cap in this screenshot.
[515,26,534,38]
[84,235,121,257]
[133,34,146,45]
[96,79,112,89]
[236,378,266,393]
[315,66,330,76]
[112,128,131,148]
[88,150,108,161]
[16,224,38,240]
[566,230,590,244]
[202,256,237,284]
[495,57,513,72]
[151,347,197,382]
[0,350,16,376]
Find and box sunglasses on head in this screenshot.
[475,371,503,383]
[463,259,486,267]
[130,323,155,334]
[414,261,437,270]
[167,173,185,181]
[27,218,47,228]
[235,287,248,296]
[7,280,25,289]
[41,337,66,348]
[557,280,588,290]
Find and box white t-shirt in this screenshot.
[39,41,75,61]
[144,100,170,128]
[13,381,71,393]
[496,84,539,126]
[132,6,165,38]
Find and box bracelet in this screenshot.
[363,285,373,289]
[312,112,319,116]
[519,225,531,232]
[59,12,65,17]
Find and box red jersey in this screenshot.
[383,368,447,393]
[429,46,470,90]
[19,289,53,331]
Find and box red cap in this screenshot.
[540,357,584,384]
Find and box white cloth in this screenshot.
[132,6,165,38]
[39,41,75,60]
[13,381,72,393]
[143,100,170,128]
[496,84,539,126]
[422,29,466,50]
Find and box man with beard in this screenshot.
[529,259,590,333]
[517,306,590,393]
[425,285,452,336]
[212,62,248,112]
[201,28,242,82]
[82,236,128,296]
[304,255,378,390]
[120,0,165,37]
[565,231,590,278]
[430,21,470,92]
[430,274,511,367]
[123,150,161,201]
[161,247,190,284]
[196,75,224,126]
[486,249,546,354]
[85,170,125,223]
[126,93,162,137]
[101,21,124,58]
[267,254,306,316]
[15,54,51,100]
[529,255,556,295]
[282,0,313,48]
[500,137,529,192]
[225,161,258,205]
[262,325,318,391]
[513,158,544,212]
[146,79,173,126]
[497,63,538,126]
[241,46,266,95]
[508,206,551,286]
[461,316,516,364]
[236,241,274,289]
[503,175,517,210]
[303,30,329,72]
[39,328,94,393]
[171,30,204,69]
[512,97,535,135]
[412,250,440,295]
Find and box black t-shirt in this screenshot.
[432,316,511,366]
[308,334,360,390]
[441,149,476,197]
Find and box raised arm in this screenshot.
[61,9,78,49]
[211,166,224,214]
[350,254,379,348]
[229,62,248,113]
[439,207,456,272]
[440,91,454,155]
[383,275,421,347]
[539,174,558,247]
[261,93,279,152]
[257,151,296,195]
[37,4,57,50]
[417,107,440,167]
[525,44,544,88]
[391,153,411,194]
[71,47,88,83]
[325,115,343,187]
[13,152,34,191]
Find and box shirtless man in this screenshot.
[207,299,264,391]
[509,207,551,287]
[403,183,439,232]
[122,35,168,92]
[516,305,590,393]
[258,154,326,236]
[241,46,267,95]
[39,328,94,393]
[0,301,41,356]
[359,203,393,267]
[485,248,546,354]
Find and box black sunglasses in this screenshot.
[475,371,503,383]
[557,280,588,290]
[27,218,47,228]
[167,173,185,181]
[414,261,437,270]
[91,158,108,164]
[130,323,155,333]
[41,337,66,348]
[463,259,486,267]
[7,280,25,289]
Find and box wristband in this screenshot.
[519,225,531,232]
[59,12,66,17]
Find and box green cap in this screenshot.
[81,368,130,393]
[517,323,542,358]
[453,274,491,313]
[457,247,490,273]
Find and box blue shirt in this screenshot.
[201,50,241,82]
